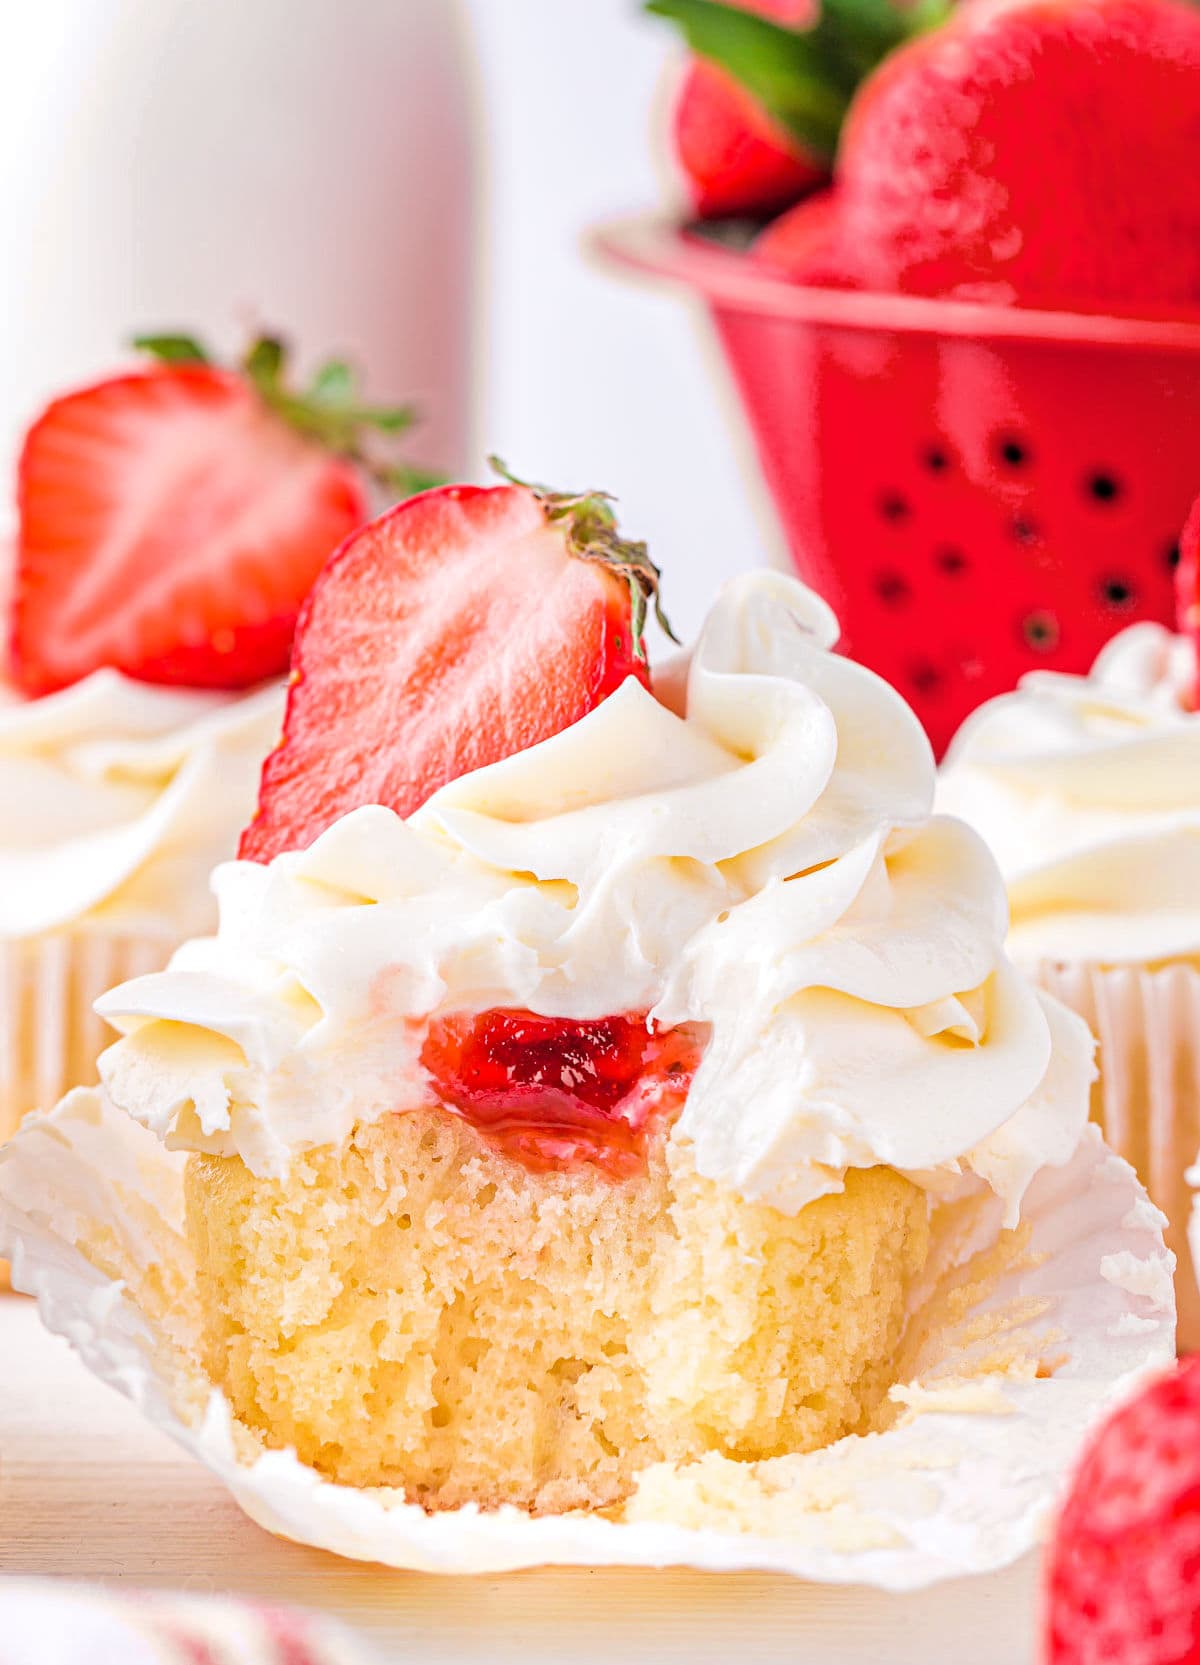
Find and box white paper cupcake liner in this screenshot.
[1029,958,1200,1350]
[0,1088,1174,1590]
[0,929,172,1145]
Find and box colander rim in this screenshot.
[592,213,1200,354]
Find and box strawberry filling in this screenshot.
[420,1009,701,1178]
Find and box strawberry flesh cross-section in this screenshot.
[421,1010,702,1178]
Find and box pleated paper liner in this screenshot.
[1030,959,1200,1351]
[0,1088,1174,1588]
[0,928,174,1288]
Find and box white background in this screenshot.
[0,0,779,641]
[464,0,785,641]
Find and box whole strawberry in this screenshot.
[667,0,825,218]
[12,333,437,696]
[756,0,1200,314]
[1045,1357,1200,1663]
[647,0,948,220]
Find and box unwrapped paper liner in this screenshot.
[0,1089,1175,1590]
[1030,958,1200,1351]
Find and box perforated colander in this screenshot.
[598,217,1200,755]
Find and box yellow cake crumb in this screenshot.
[185,1107,929,1513]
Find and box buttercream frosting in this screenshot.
[937,622,1200,965]
[0,671,285,940]
[96,571,1093,1217]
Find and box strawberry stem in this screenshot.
[132,332,212,365]
[489,457,678,660]
[132,330,445,503]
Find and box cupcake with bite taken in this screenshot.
[0,332,431,1149]
[87,470,1105,1515]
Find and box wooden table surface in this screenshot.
[0,1295,1042,1663]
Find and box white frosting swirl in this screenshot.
[0,671,285,940]
[96,572,1092,1218]
[937,623,1200,965]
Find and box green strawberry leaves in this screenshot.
[132,332,212,365]
[489,456,678,659]
[645,0,951,161]
[134,330,443,502]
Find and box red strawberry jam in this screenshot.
[420,1009,701,1178]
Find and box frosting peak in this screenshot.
[96,572,1091,1215]
[937,622,1200,964]
[0,671,285,939]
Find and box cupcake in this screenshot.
[938,620,1200,1345]
[0,671,283,1144]
[69,475,1128,1522]
[0,330,431,1147]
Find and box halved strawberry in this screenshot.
[11,333,437,697]
[239,469,672,863]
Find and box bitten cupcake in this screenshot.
[938,618,1200,1345]
[0,331,430,1146]
[76,475,1120,1522]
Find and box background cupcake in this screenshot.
[937,613,1200,1345]
[0,670,283,1141]
[0,330,435,1148]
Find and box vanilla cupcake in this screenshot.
[89,561,1102,1517]
[0,671,283,1143]
[0,331,435,1147]
[938,622,1200,1345]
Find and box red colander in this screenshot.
[596,216,1200,756]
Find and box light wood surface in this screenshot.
[0,1295,1041,1663]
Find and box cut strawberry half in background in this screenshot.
[11,332,440,697]
[239,465,673,863]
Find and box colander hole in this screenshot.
[1087,471,1122,503]
[1011,517,1040,545]
[995,435,1031,468]
[908,661,942,695]
[936,547,968,576]
[1166,541,1182,570]
[875,572,912,606]
[922,445,949,473]
[1099,577,1136,610]
[877,491,910,523]
[1022,610,1060,652]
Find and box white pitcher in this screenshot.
[0,0,473,482]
